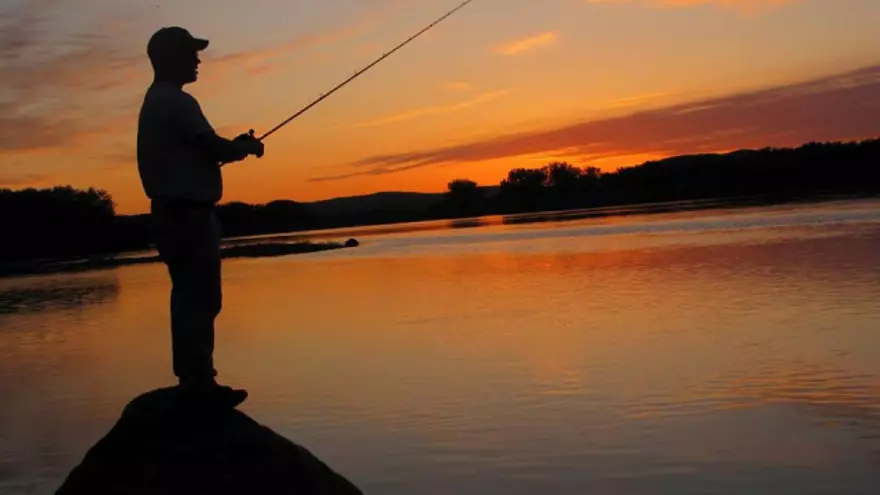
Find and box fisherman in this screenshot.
[136,26,264,408]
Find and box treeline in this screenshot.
[2,138,878,262]
[0,187,149,262]
[441,138,880,216]
[214,198,437,237]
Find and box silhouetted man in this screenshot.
[136,27,264,408]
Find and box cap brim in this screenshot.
[191,38,209,51]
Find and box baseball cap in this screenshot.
[147,26,209,62]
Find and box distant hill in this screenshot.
[305,191,445,216]
[304,187,500,216]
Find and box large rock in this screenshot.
[56,387,364,495]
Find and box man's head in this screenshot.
[147,27,209,85]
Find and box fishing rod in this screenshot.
[256,0,476,142]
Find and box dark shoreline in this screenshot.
[0,241,354,279]
[2,193,877,279]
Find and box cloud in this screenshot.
[604,92,670,110]
[0,171,52,188]
[0,1,152,154]
[354,90,511,127]
[203,0,421,78]
[0,0,383,157]
[206,18,375,77]
[443,81,472,91]
[310,64,880,181]
[494,32,558,56]
[585,0,800,14]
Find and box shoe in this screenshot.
[177,380,248,410]
[209,384,248,409]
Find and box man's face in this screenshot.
[179,49,201,84]
[161,48,201,85]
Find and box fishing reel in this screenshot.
[235,129,264,158]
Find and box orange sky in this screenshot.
[1,0,879,214]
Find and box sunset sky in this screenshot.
[2,0,879,214]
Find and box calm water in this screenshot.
[2,199,880,494]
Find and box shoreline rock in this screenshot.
[55,387,364,495]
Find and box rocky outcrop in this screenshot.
[56,387,364,495]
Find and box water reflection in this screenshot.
[2,201,880,494]
[703,359,880,439]
[0,273,120,315]
[499,198,769,226]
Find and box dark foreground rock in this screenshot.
[56,387,364,495]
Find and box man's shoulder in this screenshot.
[139,81,214,139]
[144,82,201,108]
[149,82,183,96]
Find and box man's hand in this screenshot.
[196,129,264,166]
[234,129,264,158]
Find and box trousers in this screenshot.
[150,200,222,384]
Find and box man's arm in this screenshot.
[176,93,264,165]
[194,131,262,165]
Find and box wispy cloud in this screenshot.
[585,0,801,15]
[0,0,382,156]
[310,64,880,181]
[0,0,157,155]
[355,90,511,127]
[604,92,670,110]
[0,171,52,188]
[443,81,472,91]
[206,18,376,77]
[494,32,558,56]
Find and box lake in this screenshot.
[2,198,880,494]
